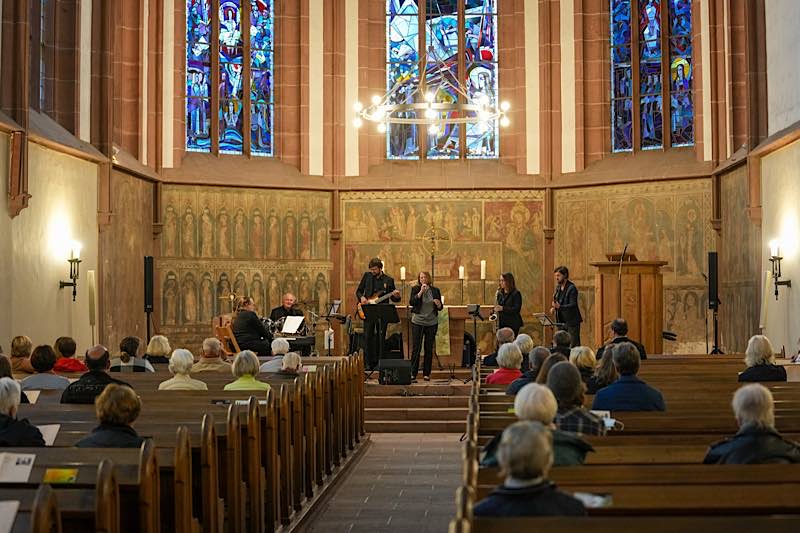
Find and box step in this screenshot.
[365,420,466,433]
[365,396,469,408]
[365,383,472,396]
[364,407,468,421]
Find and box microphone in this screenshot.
[618,242,629,281]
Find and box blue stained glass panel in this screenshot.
[670,91,693,146]
[426,62,460,159]
[428,119,460,159]
[613,66,632,98]
[250,0,273,50]
[219,99,244,153]
[640,94,663,149]
[187,0,212,152]
[465,0,496,13]
[611,0,632,152]
[427,0,458,15]
[387,62,420,159]
[639,0,661,61]
[611,0,631,46]
[187,98,211,151]
[219,0,243,154]
[612,98,633,151]
[466,62,498,158]
[464,13,496,63]
[639,60,661,95]
[388,16,419,63]
[669,0,693,146]
[670,0,691,35]
[187,0,211,41]
[251,101,272,156]
[426,15,458,63]
[250,67,272,103]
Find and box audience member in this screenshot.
[547,361,606,436]
[10,335,34,375]
[21,345,70,391]
[482,383,593,467]
[273,352,303,380]
[482,328,516,367]
[585,347,618,394]
[110,336,155,373]
[738,335,787,382]
[232,296,273,357]
[591,343,665,411]
[486,344,524,385]
[75,384,145,448]
[144,335,172,364]
[53,336,87,373]
[595,318,647,361]
[535,354,567,385]
[473,421,586,517]
[192,338,231,373]
[225,351,271,391]
[550,331,572,357]
[158,349,208,390]
[0,377,44,446]
[259,338,291,373]
[569,346,596,383]
[0,356,29,403]
[515,333,534,372]
[704,384,800,464]
[61,345,133,404]
[506,346,551,396]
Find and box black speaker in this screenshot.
[378,359,412,385]
[708,252,719,310]
[144,256,154,313]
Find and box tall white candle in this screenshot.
[480,260,486,280]
[458,265,465,280]
[400,266,406,280]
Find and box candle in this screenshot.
[87,270,96,327]
[480,260,486,280]
[459,265,465,280]
[400,266,406,281]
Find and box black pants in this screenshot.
[363,317,387,370]
[558,325,581,348]
[239,339,272,358]
[411,323,438,377]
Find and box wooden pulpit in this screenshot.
[590,256,667,355]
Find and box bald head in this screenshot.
[85,344,110,371]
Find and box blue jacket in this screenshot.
[473,480,586,517]
[591,374,665,412]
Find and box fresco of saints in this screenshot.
[182,273,198,324]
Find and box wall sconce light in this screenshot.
[59,241,82,302]
[769,239,791,300]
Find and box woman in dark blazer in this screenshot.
[495,272,523,335]
[409,271,443,381]
[232,296,273,357]
[738,335,787,382]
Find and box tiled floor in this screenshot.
[307,433,463,533]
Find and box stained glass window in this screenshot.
[610,0,692,152]
[385,0,499,160]
[185,0,274,156]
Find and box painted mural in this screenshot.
[341,190,546,354]
[158,186,332,350]
[554,179,714,354]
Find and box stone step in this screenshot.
[365,407,468,421]
[365,396,468,408]
[365,420,466,433]
[365,383,472,396]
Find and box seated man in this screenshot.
[270,292,304,322]
[595,318,647,361]
[473,421,586,517]
[506,346,551,396]
[61,345,133,404]
[704,383,800,464]
[591,342,665,412]
[76,384,145,448]
[192,338,231,373]
[0,377,44,446]
[550,330,572,357]
[739,335,787,382]
[547,361,606,436]
[482,327,516,367]
[21,345,71,391]
[53,336,88,373]
[260,338,291,373]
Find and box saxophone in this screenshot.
[489,286,502,322]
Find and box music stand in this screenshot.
[361,304,400,364]
[322,299,345,357]
[534,313,562,340]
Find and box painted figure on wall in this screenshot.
[233,208,248,257]
[267,273,281,311]
[267,209,280,258]
[251,273,265,314]
[298,272,312,305]
[677,201,702,276]
[163,205,178,256]
[250,209,265,258]
[199,272,214,323]
[283,273,297,300]
[313,210,328,259]
[314,273,328,315]
[218,208,232,257]
[405,206,418,240]
[182,273,198,324]
[283,210,297,259]
[299,212,312,260]
[182,206,197,258]
[200,206,214,257]
[163,272,178,326]
[233,272,248,301]
[216,273,232,315]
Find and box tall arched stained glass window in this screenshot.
[386,0,498,160]
[186,0,274,156]
[610,0,693,152]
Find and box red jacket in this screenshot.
[485,367,522,385]
[53,357,88,373]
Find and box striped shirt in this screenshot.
[554,406,606,436]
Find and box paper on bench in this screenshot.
[25,390,41,404]
[0,453,35,483]
[37,424,61,446]
[0,500,20,533]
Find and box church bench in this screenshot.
[465,515,800,532]
[6,484,61,533]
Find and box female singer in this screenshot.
[495,272,523,335]
[231,296,272,357]
[409,271,443,382]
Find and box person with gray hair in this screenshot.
[482,383,594,468]
[514,333,534,372]
[506,346,551,395]
[486,344,523,385]
[591,342,665,411]
[0,377,45,446]
[482,327,516,367]
[273,352,303,380]
[547,361,606,436]
[158,349,208,390]
[738,335,787,382]
[704,384,800,464]
[225,351,271,391]
[192,338,231,373]
[259,337,291,373]
[474,421,586,517]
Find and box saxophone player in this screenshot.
[494,272,523,335]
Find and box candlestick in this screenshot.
[458,265,465,280]
[480,260,486,280]
[482,279,486,304]
[400,266,406,281]
[460,279,465,305]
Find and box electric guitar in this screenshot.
[355,291,396,320]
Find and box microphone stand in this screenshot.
[617,243,628,318]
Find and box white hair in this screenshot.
[744,335,775,368]
[232,350,260,378]
[0,377,21,415]
[271,338,291,356]
[202,337,222,357]
[497,421,553,480]
[281,352,302,371]
[514,383,557,424]
[496,343,523,370]
[169,349,195,375]
[732,383,775,428]
[514,333,534,355]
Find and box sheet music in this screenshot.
[0,500,20,533]
[36,424,61,446]
[282,316,304,334]
[0,453,35,482]
[26,390,41,404]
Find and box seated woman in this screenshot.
[569,346,596,384]
[109,337,155,373]
[485,344,523,385]
[225,351,271,391]
[0,356,29,403]
[21,345,71,391]
[9,335,34,375]
[0,377,44,446]
[739,335,787,382]
[158,349,208,390]
[232,297,272,357]
[75,384,144,448]
[144,335,172,365]
[273,352,303,380]
[259,338,291,373]
[514,333,534,372]
[53,336,88,373]
[585,348,618,394]
[534,354,567,385]
[704,384,800,464]
[473,421,586,517]
[481,383,593,467]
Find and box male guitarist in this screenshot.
[356,257,401,370]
